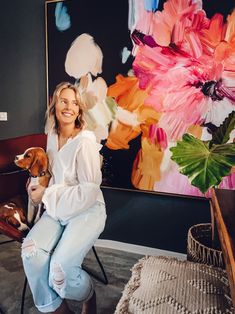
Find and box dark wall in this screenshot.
[101,187,211,254]
[0,0,46,140]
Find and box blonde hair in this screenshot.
[45,82,85,134]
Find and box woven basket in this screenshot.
[187,223,224,268]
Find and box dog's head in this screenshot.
[15,147,48,177]
[0,203,29,231]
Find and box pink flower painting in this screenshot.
[47,0,234,196]
[106,0,235,196]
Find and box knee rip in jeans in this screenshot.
[52,263,65,291]
[21,238,37,258]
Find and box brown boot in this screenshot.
[81,291,97,314]
[53,300,74,314]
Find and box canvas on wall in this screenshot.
[46,0,235,197]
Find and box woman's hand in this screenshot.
[28,184,46,206]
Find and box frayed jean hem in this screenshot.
[36,296,62,313]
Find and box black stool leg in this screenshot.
[21,277,28,314]
[83,246,108,285]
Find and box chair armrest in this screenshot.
[0,220,24,242]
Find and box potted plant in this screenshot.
[170,111,235,267]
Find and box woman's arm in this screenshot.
[42,137,102,221]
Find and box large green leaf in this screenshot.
[170,134,235,193]
[211,110,235,146]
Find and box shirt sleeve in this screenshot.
[42,137,102,221]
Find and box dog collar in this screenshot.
[29,171,46,178]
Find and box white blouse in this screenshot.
[42,130,105,222]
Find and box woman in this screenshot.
[21,82,106,314]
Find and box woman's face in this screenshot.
[55,88,79,127]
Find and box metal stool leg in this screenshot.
[21,277,28,314]
[83,246,108,285]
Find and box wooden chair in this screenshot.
[0,134,108,314]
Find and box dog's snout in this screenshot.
[15,153,24,163]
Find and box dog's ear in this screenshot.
[7,216,20,228]
[17,208,27,224]
[30,150,48,177]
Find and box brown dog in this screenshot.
[0,196,29,232]
[15,147,51,225]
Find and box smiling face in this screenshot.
[46,82,85,133]
[55,88,80,128]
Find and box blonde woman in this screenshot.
[21,82,106,314]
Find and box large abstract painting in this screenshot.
[46,0,235,197]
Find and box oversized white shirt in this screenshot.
[42,129,105,222]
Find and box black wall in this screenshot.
[0,0,46,140]
[101,187,211,254]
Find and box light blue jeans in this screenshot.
[21,202,106,313]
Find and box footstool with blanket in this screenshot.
[115,256,234,314]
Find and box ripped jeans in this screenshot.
[21,202,106,313]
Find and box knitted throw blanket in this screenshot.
[115,256,234,314]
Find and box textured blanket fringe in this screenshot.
[114,256,148,314]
